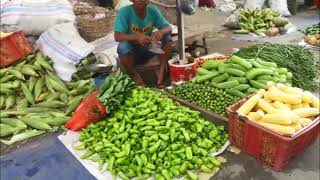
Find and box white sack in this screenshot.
[0,0,75,36]
[244,0,266,9]
[224,9,240,29]
[215,0,236,12]
[36,23,94,82]
[269,0,291,16]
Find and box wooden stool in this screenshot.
[117,56,162,85]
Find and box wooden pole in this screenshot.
[176,0,185,60]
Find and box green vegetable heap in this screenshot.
[0,52,95,144]
[300,23,320,35]
[98,70,136,113]
[168,82,240,116]
[235,44,319,92]
[236,8,282,35]
[76,87,227,180]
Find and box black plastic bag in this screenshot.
[180,0,198,15]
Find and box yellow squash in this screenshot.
[237,90,265,116]
[293,108,320,118]
[260,114,292,125]
[264,89,302,105]
[257,122,295,135]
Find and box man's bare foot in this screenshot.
[132,72,145,86]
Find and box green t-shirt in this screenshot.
[114,5,170,36]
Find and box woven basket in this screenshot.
[74,3,115,42]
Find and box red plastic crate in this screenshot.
[227,97,320,171]
[0,31,32,68]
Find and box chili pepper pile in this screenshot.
[0,52,95,145]
[168,82,240,116]
[75,87,227,180]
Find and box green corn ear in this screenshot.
[5,94,15,109]
[20,81,35,105]
[34,77,45,99]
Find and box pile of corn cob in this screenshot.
[0,52,95,145]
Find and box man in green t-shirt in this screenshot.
[114,0,172,86]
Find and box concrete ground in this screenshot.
[1,4,319,180]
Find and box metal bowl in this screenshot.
[85,64,113,74]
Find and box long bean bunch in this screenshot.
[236,44,320,92]
[75,87,228,180]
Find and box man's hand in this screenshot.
[151,31,163,42]
[136,34,152,45]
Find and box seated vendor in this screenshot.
[114,0,172,86]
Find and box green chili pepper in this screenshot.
[145,131,157,136]
[166,120,172,127]
[173,148,185,155]
[98,159,104,170]
[169,167,180,177]
[155,126,170,132]
[164,161,171,169]
[192,144,200,155]
[186,147,193,160]
[94,145,104,152]
[149,134,159,141]
[200,165,212,173]
[158,150,167,159]
[192,157,203,165]
[169,129,176,142]
[199,148,208,156]
[156,159,163,166]
[187,171,198,180]
[209,157,221,167]
[151,153,157,162]
[146,163,156,170]
[141,126,152,131]
[149,140,161,153]
[142,138,149,150]
[156,173,165,180]
[118,171,129,180]
[74,144,85,150]
[116,157,128,165]
[180,128,190,142]
[140,153,148,165]
[170,143,182,151]
[80,150,94,159]
[159,134,169,141]
[170,158,181,166]
[143,168,154,174]
[179,162,188,173]
[135,155,143,167]
[161,169,171,180]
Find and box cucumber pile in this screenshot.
[194,55,292,98]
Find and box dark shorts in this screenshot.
[117,34,172,64]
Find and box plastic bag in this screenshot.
[244,0,266,9]
[224,9,240,29]
[65,91,107,131]
[0,0,75,36]
[180,0,199,15]
[36,22,95,82]
[199,0,216,8]
[215,0,236,12]
[268,0,291,16]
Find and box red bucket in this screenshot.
[168,58,197,82]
